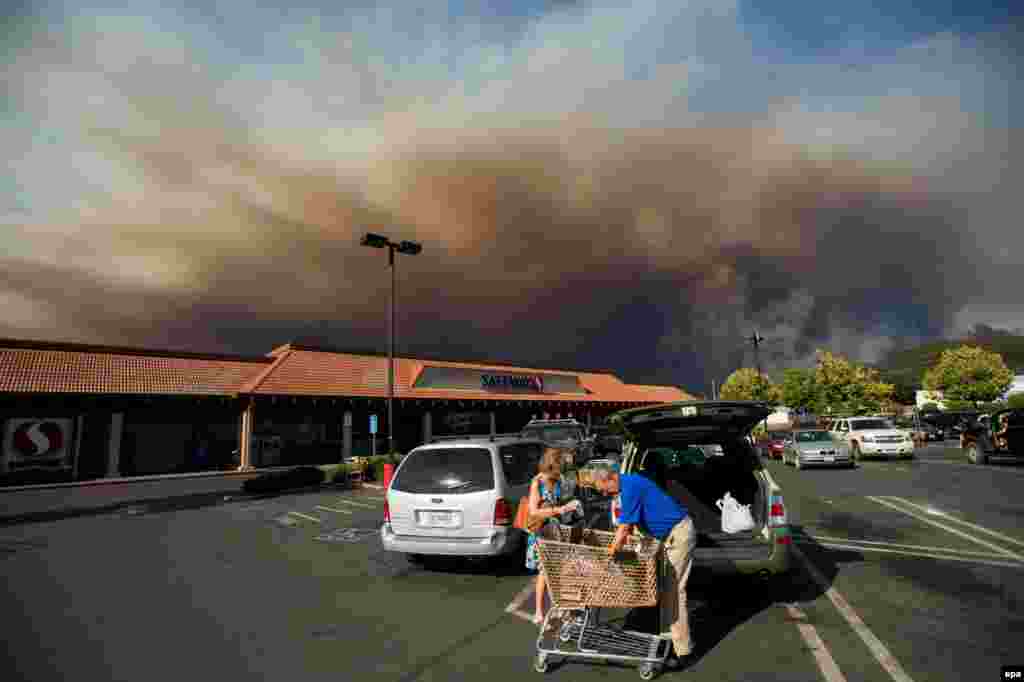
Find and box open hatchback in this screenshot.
[608,400,791,577]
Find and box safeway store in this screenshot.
[0,339,691,487]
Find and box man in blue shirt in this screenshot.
[594,469,697,661]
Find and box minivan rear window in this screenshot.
[392,448,495,494]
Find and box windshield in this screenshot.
[796,431,833,443]
[522,426,582,442]
[851,419,893,430]
[391,448,495,494]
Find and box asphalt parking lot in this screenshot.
[1,442,1022,681]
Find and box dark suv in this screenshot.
[520,419,594,465]
[589,424,624,456]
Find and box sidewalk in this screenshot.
[0,470,269,526]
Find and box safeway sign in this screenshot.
[2,418,74,469]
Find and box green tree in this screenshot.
[1007,393,1024,410]
[720,368,780,402]
[922,345,1014,406]
[780,368,819,412]
[815,350,895,415]
[919,402,941,414]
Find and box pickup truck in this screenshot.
[962,408,1024,465]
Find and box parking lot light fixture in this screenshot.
[360,232,423,455]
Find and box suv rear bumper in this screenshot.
[380,524,521,557]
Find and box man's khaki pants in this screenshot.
[659,517,697,656]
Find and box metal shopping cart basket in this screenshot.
[533,524,672,680]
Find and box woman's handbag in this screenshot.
[513,495,552,533]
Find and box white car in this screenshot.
[830,417,915,460]
[380,436,552,561]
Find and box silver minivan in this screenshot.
[380,436,552,560]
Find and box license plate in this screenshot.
[824,455,835,463]
[424,511,453,526]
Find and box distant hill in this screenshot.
[876,329,1024,390]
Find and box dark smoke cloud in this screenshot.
[2,1,1019,392]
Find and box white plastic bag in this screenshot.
[716,491,756,534]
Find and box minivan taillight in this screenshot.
[769,495,787,527]
[384,500,390,523]
[494,498,513,526]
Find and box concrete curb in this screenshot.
[0,476,358,527]
[0,467,302,493]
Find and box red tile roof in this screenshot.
[0,339,271,395]
[246,346,690,403]
[0,338,693,403]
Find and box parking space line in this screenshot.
[792,543,916,682]
[795,539,1024,569]
[794,533,1016,558]
[314,505,353,515]
[334,499,379,509]
[287,511,322,523]
[866,496,1023,561]
[505,579,535,614]
[877,496,1024,549]
[785,604,848,682]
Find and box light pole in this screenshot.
[360,232,422,456]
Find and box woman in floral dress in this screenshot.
[526,448,575,625]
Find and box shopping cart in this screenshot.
[533,524,672,680]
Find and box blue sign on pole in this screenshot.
[370,415,378,434]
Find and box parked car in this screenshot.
[521,418,594,465]
[830,417,914,460]
[607,400,791,578]
[962,408,1024,465]
[783,429,853,469]
[380,436,551,561]
[757,431,791,460]
[589,424,624,456]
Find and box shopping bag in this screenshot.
[716,492,756,534]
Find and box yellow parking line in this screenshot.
[287,511,322,523]
[315,505,353,515]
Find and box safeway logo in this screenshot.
[12,421,65,458]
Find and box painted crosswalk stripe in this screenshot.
[287,511,322,523]
[334,499,379,509]
[867,496,1023,561]
[315,505,353,515]
[877,496,1024,549]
